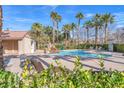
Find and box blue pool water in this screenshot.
[50,50,112,58]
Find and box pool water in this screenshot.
[50,50,112,58]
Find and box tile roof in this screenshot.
[2,31,28,40]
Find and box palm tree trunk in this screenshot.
[52,21,55,44]
[95,27,98,49]
[56,22,59,43]
[0,6,4,69]
[77,19,80,45]
[72,30,75,43]
[104,24,108,44]
[65,32,68,47]
[87,28,89,43]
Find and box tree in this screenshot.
[43,26,53,43]
[92,14,103,49]
[56,14,62,42]
[75,12,84,45]
[102,13,114,44]
[0,6,3,69]
[30,23,44,49]
[83,20,93,43]
[70,23,76,43]
[50,11,58,44]
[62,24,72,46]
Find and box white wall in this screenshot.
[18,39,24,55]
[18,36,36,54]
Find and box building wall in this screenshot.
[18,39,24,54]
[3,40,18,54]
[18,36,36,54]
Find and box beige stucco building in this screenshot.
[2,30,36,55]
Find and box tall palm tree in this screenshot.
[102,13,114,44]
[30,23,43,49]
[43,26,53,43]
[83,20,93,43]
[71,23,76,43]
[56,14,62,42]
[62,24,72,46]
[92,14,103,49]
[50,11,58,44]
[75,12,84,45]
[0,6,3,69]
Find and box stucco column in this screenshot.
[18,40,24,55]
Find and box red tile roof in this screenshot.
[2,31,28,40]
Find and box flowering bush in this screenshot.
[0,57,124,88]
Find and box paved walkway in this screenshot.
[4,55,22,76]
[4,51,124,75]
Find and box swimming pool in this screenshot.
[50,50,112,58]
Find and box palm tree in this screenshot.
[62,24,72,46]
[71,23,76,43]
[56,14,62,42]
[83,20,93,43]
[50,11,58,44]
[75,12,84,45]
[0,6,3,69]
[43,26,53,43]
[102,13,114,44]
[30,23,43,49]
[92,14,103,49]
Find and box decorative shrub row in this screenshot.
[113,44,124,53]
[56,43,109,50]
[0,57,124,88]
[56,43,124,53]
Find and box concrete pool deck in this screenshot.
[4,50,124,75]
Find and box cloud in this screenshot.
[116,24,124,28]
[15,18,34,22]
[113,12,124,16]
[49,5,59,10]
[40,5,59,11]
[85,13,94,18]
[112,12,124,29]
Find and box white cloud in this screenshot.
[112,12,124,29]
[113,12,124,16]
[85,13,94,18]
[115,24,124,28]
[15,18,34,22]
[50,5,59,10]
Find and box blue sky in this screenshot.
[2,5,124,31]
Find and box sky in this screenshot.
[2,5,124,31]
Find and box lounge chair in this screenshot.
[122,53,124,56]
[20,54,26,67]
[30,58,44,73]
[98,46,102,51]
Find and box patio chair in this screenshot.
[30,58,44,73]
[20,54,27,67]
[98,46,102,51]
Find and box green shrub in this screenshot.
[113,44,124,53]
[55,44,62,50]
[100,44,108,50]
[0,70,19,88]
[0,57,124,88]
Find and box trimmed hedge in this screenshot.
[1,57,124,88]
[56,43,109,50]
[113,44,124,53]
[55,43,124,53]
